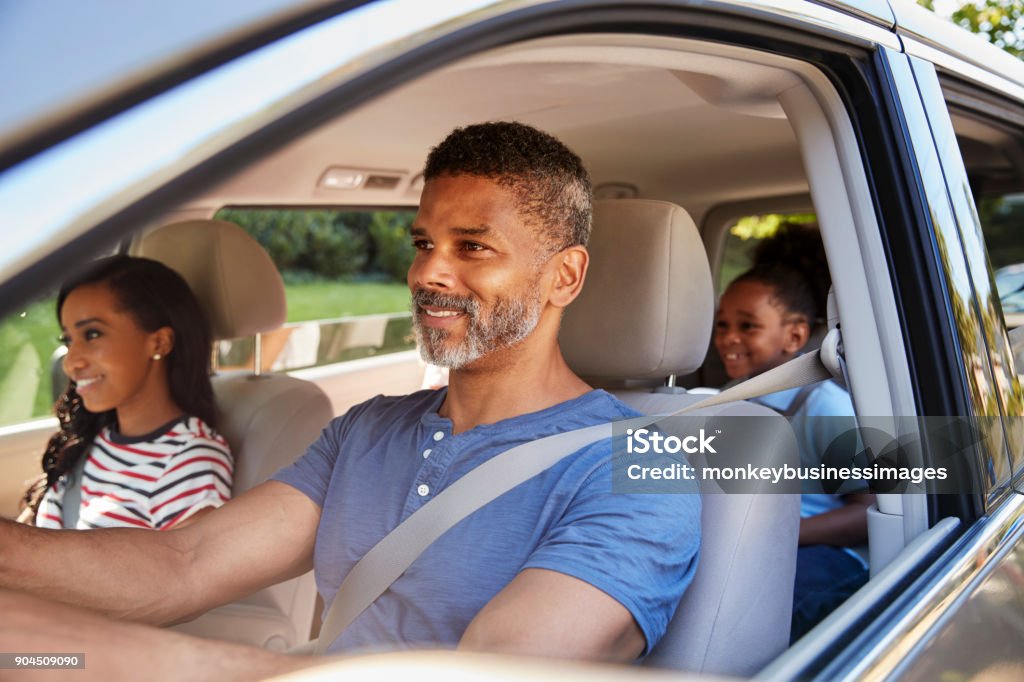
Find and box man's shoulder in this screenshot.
[498,389,643,453]
[340,388,637,426]
[525,391,645,468]
[563,389,643,422]
[325,388,446,433]
[355,388,445,413]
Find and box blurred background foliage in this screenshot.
[919,0,1024,58]
[217,208,416,283]
[729,212,817,240]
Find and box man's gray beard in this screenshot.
[412,290,543,370]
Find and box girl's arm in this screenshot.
[797,492,875,547]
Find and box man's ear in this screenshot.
[547,246,589,309]
[782,319,810,355]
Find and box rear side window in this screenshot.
[0,208,421,427]
[977,194,1024,326]
[214,207,417,372]
[702,211,819,389]
[941,85,1024,487]
[0,244,119,426]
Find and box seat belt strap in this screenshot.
[676,350,831,413]
[312,420,615,654]
[782,384,819,417]
[62,455,88,529]
[311,348,833,654]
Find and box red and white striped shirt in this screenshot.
[36,416,233,531]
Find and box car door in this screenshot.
[0,0,1013,677]
[843,7,1024,678]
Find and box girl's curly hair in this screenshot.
[732,222,831,327]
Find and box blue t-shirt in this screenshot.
[273,388,700,656]
[755,380,858,517]
[756,381,866,566]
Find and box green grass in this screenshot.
[284,281,410,321]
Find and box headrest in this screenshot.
[561,199,713,380]
[138,220,286,340]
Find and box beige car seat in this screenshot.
[560,199,800,676]
[138,219,333,650]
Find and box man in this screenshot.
[0,122,700,678]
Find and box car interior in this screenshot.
[136,219,333,651]
[3,26,1003,675]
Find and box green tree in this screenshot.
[920,0,1024,58]
[217,208,367,279]
[953,0,1024,57]
[368,212,416,281]
[729,212,816,240]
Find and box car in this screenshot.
[2,0,1024,679]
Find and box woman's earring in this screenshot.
[153,353,162,360]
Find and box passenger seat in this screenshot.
[137,219,333,650]
[560,199,800,676]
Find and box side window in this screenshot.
[977,194,1024,328]
[213,208,416,372]
[941,102,1024,336]
[941,84,1024,487]
[0,296,59,427]
[0,207,420,428]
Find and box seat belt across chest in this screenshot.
[309,348,834,654]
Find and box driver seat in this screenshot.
[560,199,800,676]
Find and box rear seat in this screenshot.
[560,199,800,676]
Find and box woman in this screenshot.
[21,255,232,530]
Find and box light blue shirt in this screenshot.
[755,381,866,566]
[273,388,701,655]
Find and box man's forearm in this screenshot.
[0,517,194,624]
[0,589,319,682]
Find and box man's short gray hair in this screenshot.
[424,121,593,255]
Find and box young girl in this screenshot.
[21,255,233,530]
[714,227,873,642]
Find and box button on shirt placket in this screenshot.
[406,427,452,516]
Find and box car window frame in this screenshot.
[908,54,1023,503]
[937,75,1024,495]
[0,1,999,678]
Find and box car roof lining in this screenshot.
[178,34,808,222]
[172,30,915,428]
